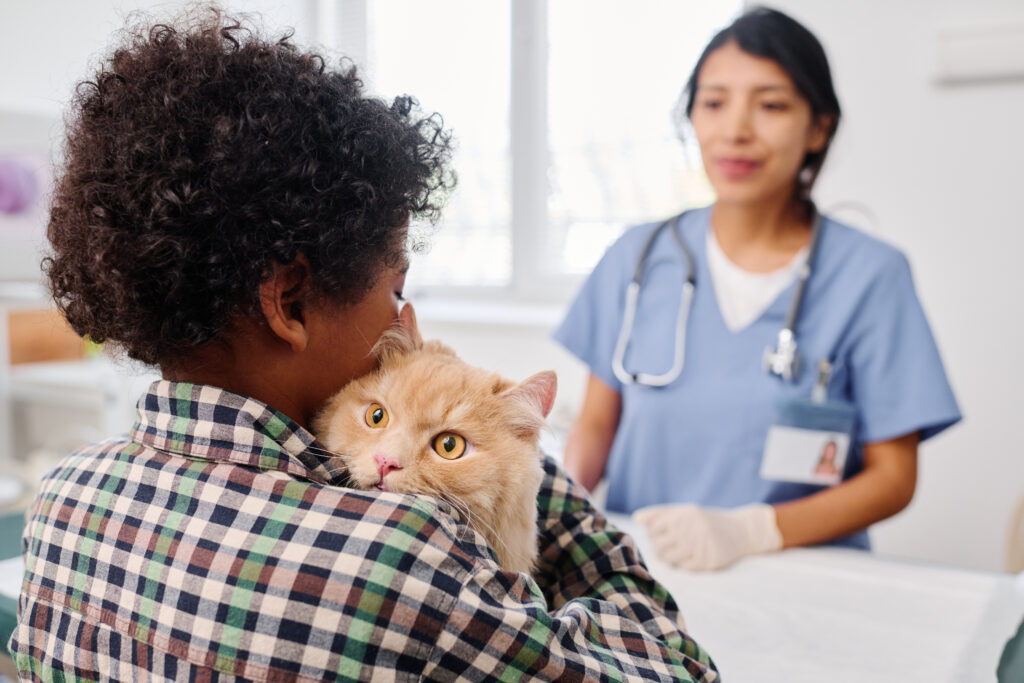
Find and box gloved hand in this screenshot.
[633,503,783,571]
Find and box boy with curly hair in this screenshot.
[10,8,716,681]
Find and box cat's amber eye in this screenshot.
[364,403,389,429]
[432,432,466,460]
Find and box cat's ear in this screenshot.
[523,370,558,418]
[397,303,423,349]
[501,370,558,437]
[372,302,423,362]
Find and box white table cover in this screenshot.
[607,513,1024,682]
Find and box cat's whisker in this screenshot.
[441,492,515,564]
[304,444,344,459]
[353,323,373,351]
[435,493,473,544]
[440,494,488,550]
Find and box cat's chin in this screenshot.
[349,475,388,492]
[374,476,399,493]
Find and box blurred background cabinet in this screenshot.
[0,282,158,510]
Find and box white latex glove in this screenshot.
[633,503,783,571]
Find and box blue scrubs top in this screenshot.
[553,207,961,549]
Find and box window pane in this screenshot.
[548,1,740,275]
[367,1,511,289]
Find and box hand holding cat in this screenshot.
[633,503,783,571]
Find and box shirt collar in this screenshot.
[130,380,346,485]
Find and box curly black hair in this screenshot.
[45,7,455,368]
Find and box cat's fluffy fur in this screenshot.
[314,304,556,574]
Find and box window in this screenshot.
[366,1,512,288]
[547,1,737,277]
[339,0,740,300]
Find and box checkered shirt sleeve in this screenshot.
[8,381,716,681]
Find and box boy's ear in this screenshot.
[258,257,311,353]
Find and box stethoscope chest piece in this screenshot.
[763,328,801,382]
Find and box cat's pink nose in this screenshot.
[374,454,402,480]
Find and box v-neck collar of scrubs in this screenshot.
[705,223,810,334]
[687,209,801,339]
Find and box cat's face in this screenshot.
[316,344,547,499]
[313,305,556,573]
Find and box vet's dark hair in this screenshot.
[45,7,455,368]
[678,6,840,209]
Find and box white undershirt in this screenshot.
[705,229,810,333]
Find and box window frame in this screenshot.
[324,0,729,307]
[326,0,583,305]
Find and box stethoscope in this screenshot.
[611,210,824,387]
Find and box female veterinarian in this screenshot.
[556,7,960,570]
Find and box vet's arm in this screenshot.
[775,430,919,547]
[562,373,620,492]
[634,431,919,570]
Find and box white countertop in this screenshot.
[607,513,1024,683]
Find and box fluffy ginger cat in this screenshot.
[314,304,557,575]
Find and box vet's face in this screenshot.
[690,40,829,209]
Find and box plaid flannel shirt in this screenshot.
[10,381,717,681]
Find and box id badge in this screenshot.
[760,398,856,486]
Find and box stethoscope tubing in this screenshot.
[782,211,823,335]
[612,209,823,387]
[612,215,694,387]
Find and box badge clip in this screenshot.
[812,359,832,404]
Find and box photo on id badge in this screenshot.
[761,426,849,486]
